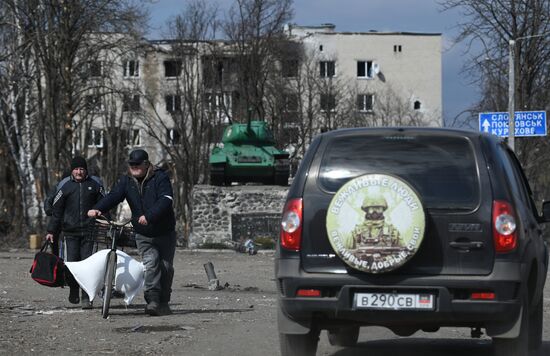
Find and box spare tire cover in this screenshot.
[326,174,426,273]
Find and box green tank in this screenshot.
[209,120,290,186]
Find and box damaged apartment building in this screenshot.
[78,24,442,165]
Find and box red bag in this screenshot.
[29,241,65,287]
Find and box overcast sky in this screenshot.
[146,0,478,126]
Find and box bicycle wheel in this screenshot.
[102,251,117,319]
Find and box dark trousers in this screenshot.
[136,231,176,304]
[65,235,94,298]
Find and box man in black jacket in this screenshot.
[46,156,105,309]
[88,149,176,316]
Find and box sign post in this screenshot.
[478,111,547,138]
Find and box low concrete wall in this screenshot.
[190,184,288,248]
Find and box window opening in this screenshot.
[123,94,140,112]
[88,129,104,148]
[320,61,335,78]
[320,94,336,112]
[164,60,182,77]
[166,128,181,145]
[357,94,374,112]
[165,95,182,112]
[357,61,374,78]
[123,60,139,77]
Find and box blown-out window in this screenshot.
[123,94,140,112]
[282,59,299,78]
[164,60,182,77]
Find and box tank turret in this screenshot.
[209,120,290,186]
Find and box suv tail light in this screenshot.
[492,200,517,253]
[280,198,303,251]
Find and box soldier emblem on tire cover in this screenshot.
[326,174,426,273]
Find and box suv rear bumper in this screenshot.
[276,258,523,332]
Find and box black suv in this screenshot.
[275,127,549,356]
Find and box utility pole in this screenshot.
[508,31,550,152]
[508,40,515,151]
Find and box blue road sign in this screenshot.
[478,111,547,137]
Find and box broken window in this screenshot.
[414,100,421,110]
[123,94,140,112]
[357,61,374,78]
[84,61,102,78]
[202,57,236,87]
[357,94,374,112]
[166,128,181,145]
[87,129,104,148]
[165,95,182,113]
[164,60,182,77]
[282,59,299,78]
[320,61,335,78]
[320,94,336,112]
[123,60,139,77]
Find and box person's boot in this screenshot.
[159,303,172,316]
[145,301,160,316]
[68,287,80,304]
[81,292,93,309]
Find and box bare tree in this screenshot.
[439,0,550,204]
[142,0,220,244]
[0,0,42,233]
[267,42,438,172]
[0,0,147,238]
[222,0,293,121]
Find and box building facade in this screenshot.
[284,24,442,128]
[79,24,443,167]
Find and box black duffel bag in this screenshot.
[29,240,65,287]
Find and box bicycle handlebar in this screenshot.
[96,214,132,228]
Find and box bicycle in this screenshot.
[89,215,135,319]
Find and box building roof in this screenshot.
[285,23,441,37]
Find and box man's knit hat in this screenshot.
[70,156,87,171]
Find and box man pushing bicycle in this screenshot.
[88,149,176,316]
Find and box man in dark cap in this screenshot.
[46,156,105,309]
[88,149,176,316]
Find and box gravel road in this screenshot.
[1,249,548,355]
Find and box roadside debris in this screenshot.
[233,239,258,255]
[203,262,221,290]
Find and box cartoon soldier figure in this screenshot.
[350,193,402,249]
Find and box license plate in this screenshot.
[355,292,434,310]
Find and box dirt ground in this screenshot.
[1,248,549,356]
[0,249,280,356]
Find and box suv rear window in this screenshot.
[318,134,479,210]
